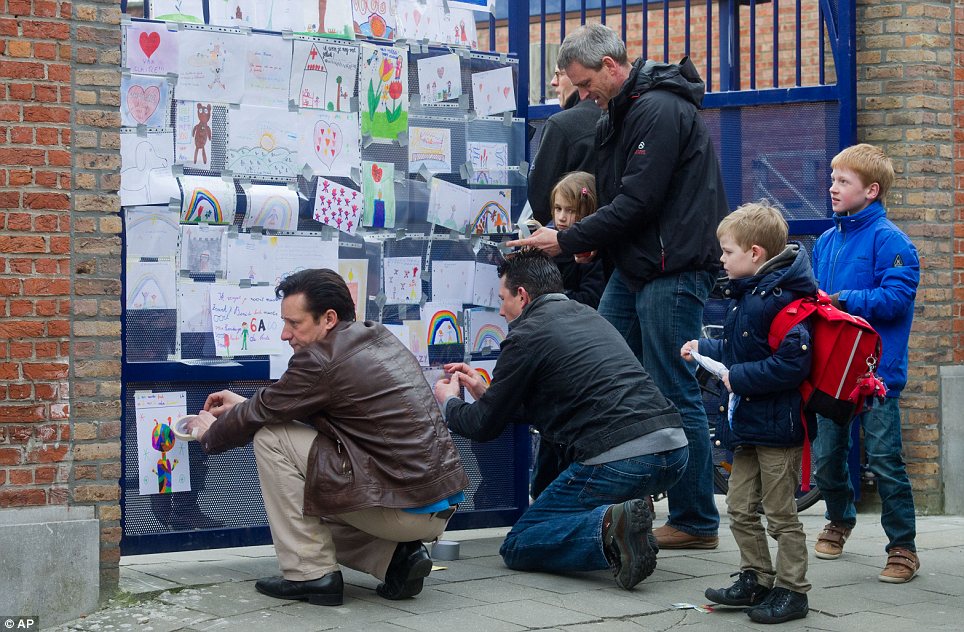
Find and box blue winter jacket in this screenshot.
[699,245,817,448]
[811,201,919,397]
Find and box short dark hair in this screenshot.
[497,248,564,299]
[275,268,356,322]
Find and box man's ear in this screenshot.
[323,309,339,332]
[517,286,531,305]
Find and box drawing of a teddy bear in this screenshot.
[192,103,212,165]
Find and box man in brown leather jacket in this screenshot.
[188,268,469,607]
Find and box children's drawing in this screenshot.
[447,0,495,12]
[396,0,439,42]
[463,359,497,404]
[226,106,299,178]
[178,176,236,224]
[178,282,214,333]
[298,110,360,177]
[471,66,516,117]
[427,177,473,232]
[241,34,293,108]
[179,224,228,275]
[243,184,299,231]
[289,40,358,112]
[208,0,259,27]
[466,308,507,353]
[209,285,283,356]
[431,260,474,304]
[467,141,509,185]
[126,260,177,310]
[360,44,408,141]
[266,235,339,286]
[225,233,271,285]
[175,31,245,104]
[352,0,397,39]
[125,206,180,259]
[120,131,180,206]
[121,74,170,128]
[313,177,363,235]
[417,54,462,106]
[384,321,428,366]
[473,262,501,308]
[150,0,204,22]
[135,391,191,495]
[309,0,355,38]
[383,256,422,304]
[174,101,218,171]
[438,7,480,48]
[409,127,452,174]
[126,23,178,76]
[339,259,369,321]
[422,302,463,345]
[471,188,512,234]
[361,160,396,228]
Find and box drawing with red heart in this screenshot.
[139,31,161,59]
[313,120,343,171]
[371,163,383,183]
[503,86,511,99]
[127,84,161,125]
[437,66,445,79]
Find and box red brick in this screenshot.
[0,236,46,253]
[27,445,69,464]
[8,469,32,485]
[0,405,45,422]
[23,105,70,123]
[0,61,45,80]
[0,448,21,465]
[22,363,68,380]
[7,384,30,400]
[22,21,69,40]
[0,103,22,121]
[7,426,31,443]
[0,488,45,507]
[0,148,44,166]
[23,279,70,295]
[0,321,44,337]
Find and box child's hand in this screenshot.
[722,372,732,392]
[680,339,699,360]
[573,250,597,263]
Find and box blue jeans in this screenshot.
[597,269,719,536]
[813,397,917,552]
[500,446,688,572]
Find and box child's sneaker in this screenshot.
[746,587,809,624]
[878,547,919,583]
[814,521,852,559]
[705,569,770,607]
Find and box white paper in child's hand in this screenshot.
[689,349,729,381]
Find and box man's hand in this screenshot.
[680,339,699,361]
[443,362,489,400]
[185,410,216,441]
[203,389,247,417]
[505,227,562,256]
[434,374,462,406]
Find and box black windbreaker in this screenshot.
[557,57,729,291]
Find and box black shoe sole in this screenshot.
[255,583,344,607]
[608,500,657,590]
[747,606,809,624]
[704,587,769,607]
[376,555,433,600]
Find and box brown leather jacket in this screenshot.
[200,321,469,516]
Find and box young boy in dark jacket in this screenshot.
[682,201,816,624]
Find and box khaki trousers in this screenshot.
[726,444,811,593]
[254,422,451,581]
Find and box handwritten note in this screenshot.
[209,285,283,357]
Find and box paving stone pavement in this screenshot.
[49,500,964,631]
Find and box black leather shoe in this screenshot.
[255,571,344,606]
[376,540,433,600]
[746,587,808,623]
[602,499,657,590]
[705,569,770,607]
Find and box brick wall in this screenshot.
[955,5,964,365]
[856,0,953,512]
[0,1,73,509]
[72,0,123,588]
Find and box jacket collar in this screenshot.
[832,200,886,233]
[508,293,568,331]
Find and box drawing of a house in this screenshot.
[300,44,328,108]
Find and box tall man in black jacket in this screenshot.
[510,23,729,550]
[434,249,689,590]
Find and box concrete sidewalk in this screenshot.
[50,501,964,631]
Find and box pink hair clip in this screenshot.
[580,187,588,196]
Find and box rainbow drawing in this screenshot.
[184,187,223,223]
[128,273,170,309]
[472,200,511,234]
[245,195,296,230]
[427,310,462,345]
[472,324,505,353]
[474,367,493,386]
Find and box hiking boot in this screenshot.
[814,522,852,560]
[746,587,809,624]
[603,499,658,590]
[878,547,919,583]
[653,524,719,549]
[705,569,771,607]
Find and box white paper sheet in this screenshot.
[421,302,462,346]
[135,391,191,495]
[209,285,283,356]
[224,233,272,285]
[120,131,180,206]
[383,256,422,304]
[226,105,299,177]
[471,188,512,234]
[150,0,204,22]
[179,224,228,275]
[297,110,361,177]
[175,30,246,104]
[241,34,292,108]
[126,260,177,310]
[427,178,473,232]
[121,74,170,128]
[471,66,516,116]
[124,206,180,259]
[352,0,398,39]
[174,101,217,171]
[126,23,179,75]
[339,259,369,322]
[242,184,300,231]
[289,40,359,111]
[472,262,501,308]
[463,359,497,404]
[417,54,462,105]
[466,307,506,353]
[313,177,363,235]
[266,234,339,286]
[178,175,236,224]
[208,0,259,27]
[178,281,214,333]
[467,141,508,185]
[409,126,452,174]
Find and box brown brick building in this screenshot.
[0,0,960,622]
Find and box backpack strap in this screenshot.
[767,291,824,352]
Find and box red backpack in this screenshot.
[767,290,887,489]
